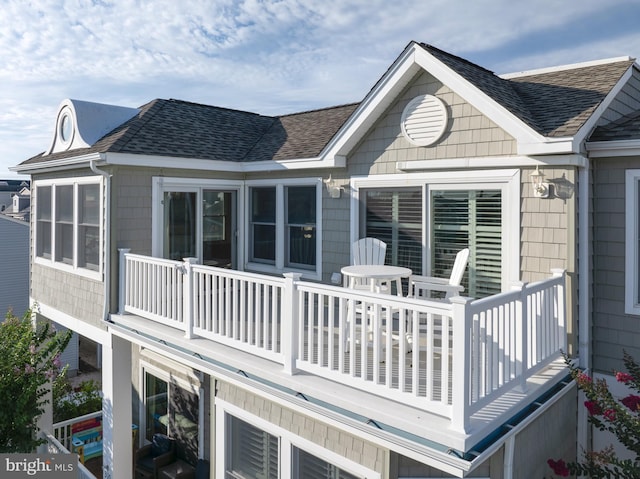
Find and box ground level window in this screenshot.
[294,447,360,479]
[226,416,278,479]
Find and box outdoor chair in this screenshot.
[409,248,469,301]
[135,433,177,479]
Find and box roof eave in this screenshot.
[10,152,104,175]
[104,152,344,172]
[586,139,640,157]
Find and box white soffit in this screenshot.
[401,94,448,146]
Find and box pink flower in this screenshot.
[616,372,633,384]
[576,372,592,387]
[29,344,36,355]
[24,364,35,374]
[547,458,570,477]
[52,355,61,368]
[604,409,617,421]
[621,395,640,412]
[584,400,602,416]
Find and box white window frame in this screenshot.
[350,170,520,293]
[33,176,103,280]
[151,177,245,267]
[216,399,379,479]
[245,178,322,280]
[625,169,640,314]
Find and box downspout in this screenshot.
[90,158,111,324]
[577,158,591,461]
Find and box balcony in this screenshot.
[115,250,569,452]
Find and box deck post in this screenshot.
[282,273,303,375]
[118,248,130,315]
[450,296,472,434]
[511,281,528,393]
[182,258,198,339]
[551,269,567,352]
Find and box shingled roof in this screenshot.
[589,109,640,142]
[18,43,636,170]
[418,43,634,137]
[19,99,358,167]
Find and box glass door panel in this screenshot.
[163,191,197,260]
[144,372,168,440]
[203,190,234,268]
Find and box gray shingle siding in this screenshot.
[593,157,640,374]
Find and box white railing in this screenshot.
[118,251,567,434]
[40,429,96,479]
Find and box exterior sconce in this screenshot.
[530,166,549,198]
[324,175,343,199]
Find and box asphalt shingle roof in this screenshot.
[18,42,636,169]
[418,43,634,137]
[20,100,358,167]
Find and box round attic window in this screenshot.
[400,94,448,146]
[58,108,74,147]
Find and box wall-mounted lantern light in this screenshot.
[324,175,343,199]
[531,166,549,198]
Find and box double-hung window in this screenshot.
[248,180,320,277]
[35,177,102,276]
[626,170,640,314]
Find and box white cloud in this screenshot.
[1,0,639,176]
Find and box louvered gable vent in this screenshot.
[400,94,448,146]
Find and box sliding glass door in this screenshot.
[162,188,236,268]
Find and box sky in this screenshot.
[2,0,640,178]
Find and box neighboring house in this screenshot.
[0,214,29,318]
[0,179,29,214]
[12,41,640,478]
[1,185,31,222]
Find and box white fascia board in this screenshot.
[397,153,588,171]
[587,139,640,157]
[412,47,545,149]
[10,152,104,174]
[321,45,422,160]
[33,300,110,344]
[517,138,578,155]
[104,152,340,172]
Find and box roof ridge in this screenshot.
[104,99,165,152]
[501,56,635,79]
[167,98,273,120]
[418,43,496,75]
[277,102,360,119]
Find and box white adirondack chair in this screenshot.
[409,248,469,300]
[351,237,387,266]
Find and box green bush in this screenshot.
[0,308,71,452]
[53,377,102,423]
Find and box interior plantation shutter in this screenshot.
[228,416,278,479]
[294,448,360,479]
[364,188,423,275]
[431,189,502,298]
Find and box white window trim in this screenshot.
[625,169,640,314]
[245,177,323,281]
[33,176,103,280]
[215,399,380,479]
[151,177,245,267]
[350,170,520,292]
